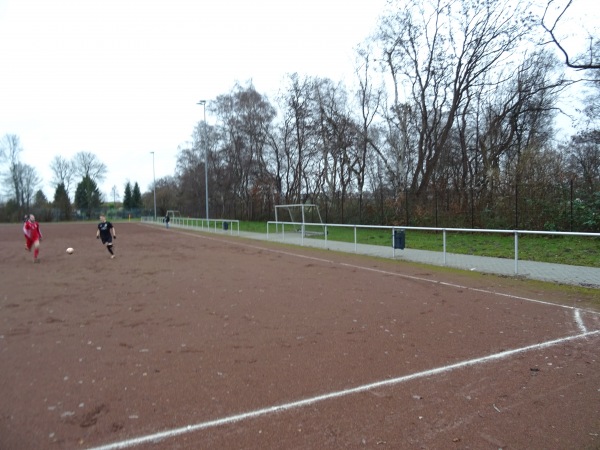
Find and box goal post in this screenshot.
[165,210,181,218]
[274,204,325,236]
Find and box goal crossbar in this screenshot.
[274,204,325,236]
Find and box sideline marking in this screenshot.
[339,263,582,311]
[176,229,600,327]
[88,329,600,450]
[574,309,587,333]
[171,227,600,308]
[180,228,600,313]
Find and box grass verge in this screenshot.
[240,221,599,267]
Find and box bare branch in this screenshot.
[541,0,600,70]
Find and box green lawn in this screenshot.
[240,221,599,268]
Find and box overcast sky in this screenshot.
[0,0,386,200]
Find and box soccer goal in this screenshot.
[274,204,325,236]
[165,210,181,218]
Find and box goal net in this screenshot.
[165,210,181,218]
[274,204,325,236]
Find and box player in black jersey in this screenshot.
[96,215,117,258]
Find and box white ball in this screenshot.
[66,247,74,254]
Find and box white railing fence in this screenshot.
[266,221,599,275]
[141,216,240,235]
[140,217,598,275]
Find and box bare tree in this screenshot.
[278,74,322,204]
[377,0,535,198]
[353,48,385,222]
[50,155,75,195]
[110,185,120,205]
[154,176,179,215]
[0,135,8,163]
[566,130,600,194]
[72,151,107,183]
[476,52,564,193]
[212,82,277,219]
[176,85,279,219]
[3,161,42,210]
[1,134,24,206]
[313,77,357,222]
[176,138,205,216]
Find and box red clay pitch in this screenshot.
[1,222,599,449]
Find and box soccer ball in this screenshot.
[66,247,74,254]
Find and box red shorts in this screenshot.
[25,238,39,250]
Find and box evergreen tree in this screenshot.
[132,182,142,209]
[34,190,48,207]
[53,182,72,221]
[123,182,132,209]
[74,176,101,219]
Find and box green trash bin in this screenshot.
[223,221,229,231]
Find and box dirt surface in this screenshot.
[1,222,599,450]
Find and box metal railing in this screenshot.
[141,216,240,236]
[267,221,599,275]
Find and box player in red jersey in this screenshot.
[23,214,43,263]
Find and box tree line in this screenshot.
[2,0,599,231]
[163,0,598,231]
[0,141,144,221]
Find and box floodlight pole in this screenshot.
[197,100,209,220]
[150,151,156,221]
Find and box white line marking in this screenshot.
[115,225,600,449]
[169,227,598,310]
[88,329,600,450]
[187,231,600,315]
[175,229,600,333]
[574,309,587,333]
[338,262,599,314]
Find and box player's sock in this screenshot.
[107,246,114,255]
[34,248,39,258]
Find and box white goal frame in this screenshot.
[274,204,325,236]
[165,210,181,218]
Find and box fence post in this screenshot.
[443,229,447,266]
[514,231,519,274]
